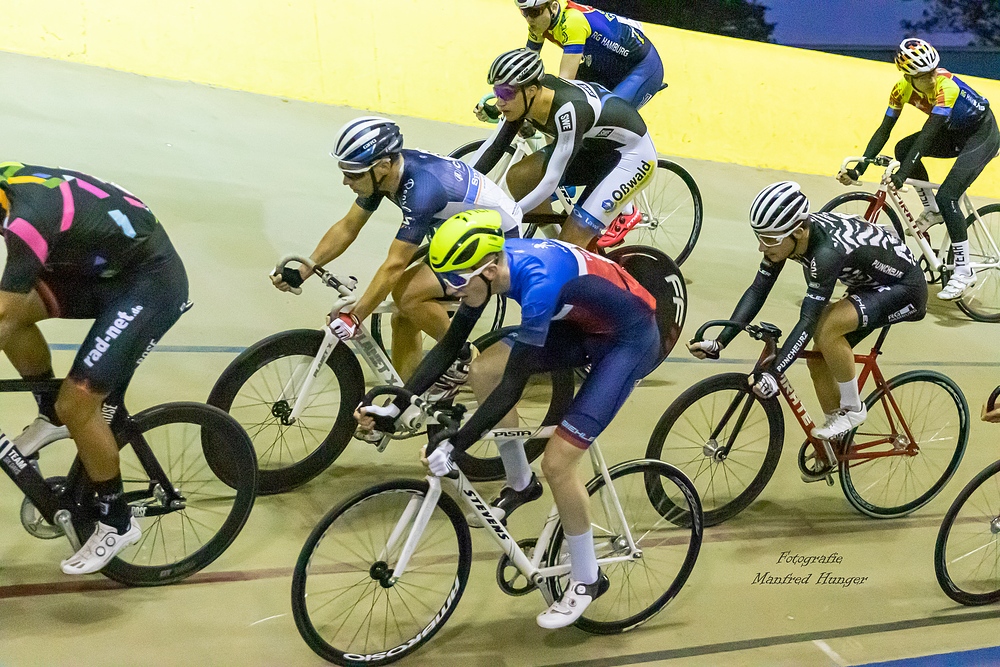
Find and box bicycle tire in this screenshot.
[619,159,702,266]
[452,326,575,481]
[207,329,364,495]
[645,372,784,526]
[820,191,905,238]
[292,479,472,665]
[72,402,258,586]
[840,370,968,518]
[935,459,1000,606]
[954,203,1000,323]
[546,459,703,634]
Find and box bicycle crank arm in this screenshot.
[54,509,82,551]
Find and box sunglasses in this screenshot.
[342,169,370,181]
[755,227,799,247]
[492,84,520,102]
[520,5,547,18]
[440,260,496,292]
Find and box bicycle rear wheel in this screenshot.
[292,479,471,666]
[79,402,258,586]
[546,459,703,634]
[619,159,702,266]
[840,370,968,518]
[935,459,1000,606]
[208,329,364,494]
[645,373,784,526]
[954,203,1000,323]
[820,191,905,238]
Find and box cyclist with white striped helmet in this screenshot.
[690,182,927,445]
[839,37,998,301]
[271,116,523,392]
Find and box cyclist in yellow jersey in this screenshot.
[839,38,998,301]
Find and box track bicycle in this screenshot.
[646,319,969,526]
[935,386,1000,606]
[291,386,703,666]
[825,155,1000,322]
[208,256,574,494]
[450,95,703,265]
[2,378,257,585]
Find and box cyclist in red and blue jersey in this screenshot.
[357,209,674,629]
[840,38,998,301]
[0,161,190,574]
[516,0,663,110]
[272,116,523,389]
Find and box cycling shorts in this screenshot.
[36,250,190,397]
[504,317,660,449]
[542,132,657,235]
[844,267,927,347]
[612,45,665,110]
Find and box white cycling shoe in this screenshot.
[938,272,977,301]
[536,570,610,630]
[61,519,141,575]
[905,211,943,237]
[13,416,70,457]
[811,405,868,441]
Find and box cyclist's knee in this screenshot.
[806,353,826,374]
[55,379,105,425]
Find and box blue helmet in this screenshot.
[331,116,403,173]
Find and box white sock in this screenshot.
[620,202,635,216]
[497,438,532,491]
[838,380,861,412]
[952,240,972,276]
[918,187,939,213]
[566,529,599,585]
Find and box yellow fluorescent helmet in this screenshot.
[429,209,506,273]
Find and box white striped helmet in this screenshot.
[331,116,403,173]
[488,49,545,87]
[515,0,548,7]
[895,38,940,75]
[749,181,811,234]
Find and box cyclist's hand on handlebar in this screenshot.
[837,168,860,186]
[421,440,456,477]
[688,339,722,360]
[271,264,313,294]
[355,403,398,433]
[982,402,1000,424]
[327,312,359,341]
[890,171,906,191]
[749,371,779,399]
[474,102,491,123]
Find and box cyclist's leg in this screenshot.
[2,287,60,427]
[894,132,930,181]
[505,150,549,214]
[611,46,664,110]
[389,262,450,380]
[805,304,842,416]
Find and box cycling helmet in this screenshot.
[515,0,548,7]
[429,210,506,274]
[488,49,545,88]
[331,116,403,173]
[749,181,811,235]
[895,38,940,75]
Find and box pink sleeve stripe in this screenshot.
[59,180,75,231]
[74,179,109,199]
[8,218,49,264]
[123,196,146,209]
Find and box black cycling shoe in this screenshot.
[490,473,543,524]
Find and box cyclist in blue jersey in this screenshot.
[272,116,523,390]
[357,209,667,628]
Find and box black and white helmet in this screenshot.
[749,181,811,234]
[488,49,545,87]
[331,116,403,173]
[895,38,940,75]
[515,0,548,7]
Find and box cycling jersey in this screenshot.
[527,2,651,88]
[355,149,522,244]
[887,69,990,132]
[720,213,925,374]
[401,238,660,449]
[473,76,655,232]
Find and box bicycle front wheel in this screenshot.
[208,329,365,494]
[840,370,968,518]
[88,402,258,586]
[646,373,784,526]
[955,203,1000,323]
[292,479,472,666]
[935,459,1000,606]
[622,159,702,266]
[547,459,703,634]
[820,191,904,238]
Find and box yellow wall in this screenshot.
[3,0,999,195]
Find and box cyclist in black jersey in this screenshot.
[472,49,657,250]
[689,182,927,443]
[0,162,189,574]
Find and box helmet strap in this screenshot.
[548,1,560,30]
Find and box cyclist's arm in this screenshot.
[717,259,784,347]
[559,51,582,80]
[894,113,947,183]
[308,203,373,267]
[855,113,900,176]
[471,120,521,176]
[350,239,420,323]
[771,258,840,375]
[517,101,584,214]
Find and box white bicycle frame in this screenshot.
[381,425,640,605]
[840,156,1000,275]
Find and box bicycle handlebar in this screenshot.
[692,319,781,343]
[272,255,359,301]
[989,386,1000,412]
[362,386,461,432]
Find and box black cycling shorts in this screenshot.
[844,268,928,347]
[36,250,190,397]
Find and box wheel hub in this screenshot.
[703,439,727,462]
[892,434,912,451]
[271,400,295,426]
[370,561,395,588]
[991,517,1000,535]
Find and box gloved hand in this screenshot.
[424,440,455,477]
[749,371,779,399]
[890,170,907,191]
[837,168,860,185]
[328,312,358,341]
[271,265,312,295]
[688,339,722,360]
[474,102,490,123]
[356,403,400,433]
